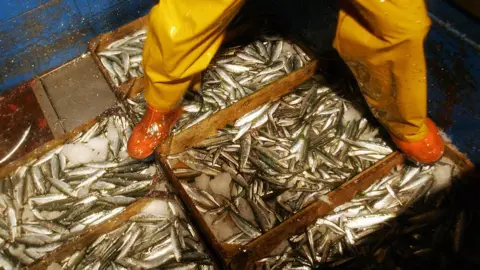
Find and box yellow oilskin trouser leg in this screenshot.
[334,0,431,142]
[143,0,244,110]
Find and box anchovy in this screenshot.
[98,29,146,86]
[59,199,213,269]
[0,125,31,164]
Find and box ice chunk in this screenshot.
[86,137,109,161]
[142,165,157,176]
[106,120,119,146]
[118,150,129,161]
[203,213,240,241]
[195,174,210,191]
[430,157,455,194]
[343,104,363,123]
[209,172,231,198]
[142,200,171,217]
[62,143,95,166]
[62,137,109,166]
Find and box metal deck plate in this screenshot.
[40,54,117,132]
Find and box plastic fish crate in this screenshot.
[144,39,394,268]
[0,107,170,269]
[249,143,474,270]
[27,194,223,270]
[152,53,474,268]
[84,18,476,269]
[162,151,404,269]
[144,52,383,268]
[148,58,316,269]
[88,15,263,101]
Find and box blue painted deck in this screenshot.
[0,0,478,163]
[0,0,156,92]
[424,0,480,164]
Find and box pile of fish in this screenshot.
[172,38,311,133]
[126,94,148,123]
[0,113,158,268]
[54,198,214,270]
[255,159,458,269]
[98,29,146,86]
[168,77,393,243]
[124,37,311,129]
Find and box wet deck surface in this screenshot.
[0,81,54,163]
[0,53,118,165]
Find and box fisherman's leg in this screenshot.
[333,0,444,164]
[128,0,244,159]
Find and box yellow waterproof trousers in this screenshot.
[143,0,245,110]
[143,0,430,141]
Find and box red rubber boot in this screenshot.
[128,105,183,159]
[390,118,445,164]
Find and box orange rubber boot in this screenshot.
[390,118,445,164]
[128,105,183,159]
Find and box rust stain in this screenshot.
[7,104,17,111]
[37,118,48,129]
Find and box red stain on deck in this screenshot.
[7,104,17,111]
[37,118,48,129]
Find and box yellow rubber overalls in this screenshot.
[142,0,431,142]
